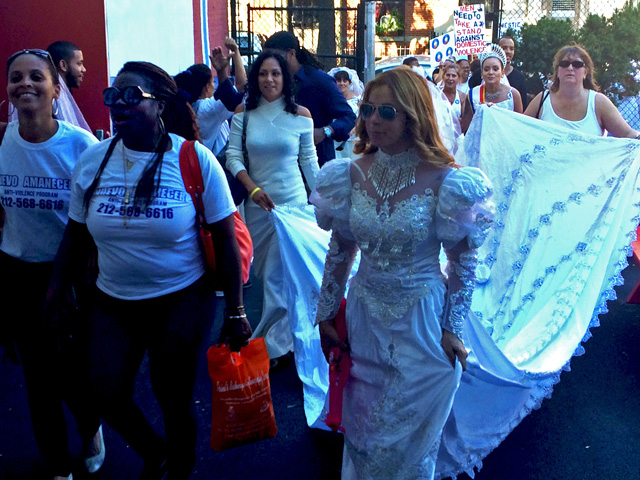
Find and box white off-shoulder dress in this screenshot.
[311,153,494,480]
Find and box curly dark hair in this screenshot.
[245,51,297,114]
[84,61,200,209]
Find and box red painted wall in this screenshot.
[0,0,110,132]
[209,0,229,51]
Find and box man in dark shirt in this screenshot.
[215,31,356,166]
[469,36,529,109]
[264,32,356,165]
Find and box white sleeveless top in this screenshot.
[469,86,515,112]
[540,89,604,137]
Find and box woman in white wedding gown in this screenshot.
[312,67,494,479]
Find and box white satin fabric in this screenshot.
[436,107,640,478]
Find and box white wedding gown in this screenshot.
[260,105,640,479]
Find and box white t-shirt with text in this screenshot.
[69,134,236,300]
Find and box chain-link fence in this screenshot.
[229,0,639,127]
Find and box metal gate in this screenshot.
[231,1,363,76]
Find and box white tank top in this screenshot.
[540,89,604,136]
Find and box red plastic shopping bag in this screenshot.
[324,298,351,433]
[207,338,277,450]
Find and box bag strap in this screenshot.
[469,87,475,114]
[242,110,249,171]
[179,140,206,229]
[536,90,550,119]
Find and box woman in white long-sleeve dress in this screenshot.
[226,51,319,363]
[312,67,494,479]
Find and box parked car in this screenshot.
[374,55,433,78]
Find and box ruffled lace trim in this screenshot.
[437,222,638,480]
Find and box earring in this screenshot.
[6,100,16,118]
[158,116,166,135]
[52,98,59,116]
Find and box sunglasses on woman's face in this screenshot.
[103,86,157,106]
[558,60,585,69]
[360,103,400,121]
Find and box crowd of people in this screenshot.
[1,30,640,480]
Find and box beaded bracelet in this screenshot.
[226,315,247,320]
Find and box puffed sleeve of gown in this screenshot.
[309,159,359,324]
[435,166,495,338]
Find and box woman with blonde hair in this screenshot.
[311,66,494,479]
[525,44,639,138]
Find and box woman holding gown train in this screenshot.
[312,66,494,479]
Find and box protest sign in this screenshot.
[430,32,456,64]
[454,5,486,55]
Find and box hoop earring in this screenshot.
[7,100,16,119]
[52,98,59,116]
[158,116,166,135]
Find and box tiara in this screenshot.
[479,43,507,68]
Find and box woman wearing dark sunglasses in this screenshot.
[0,49,103,480]
[312,66,494,479]
[525,44,640,138]
[49,61,251,479]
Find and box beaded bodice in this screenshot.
[348,185,444,325]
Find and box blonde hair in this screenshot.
[353,66,455,168]
[550,44,599,93]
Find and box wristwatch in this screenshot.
[323,126,332,139]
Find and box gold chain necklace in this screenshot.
[368,148,421,201]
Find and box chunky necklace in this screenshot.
[368,148,421,201]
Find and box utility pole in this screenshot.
[364,0,376,84]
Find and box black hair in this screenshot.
[402,57,419,66]
[263,31,324,72]
[245,51,298,115]
[47,41,81,68]
[174,64,212,104]
[6,50,60,86]
[333,70,351,83]
[84,61,200,209]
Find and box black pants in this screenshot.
[89,276,216,479]
[0,251,101,477]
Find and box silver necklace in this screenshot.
[368,148,421,201]
[485,88,500,101]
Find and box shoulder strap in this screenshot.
[179,140,206,227]
[536,90,550,119]
[242,110,249,170]
[469,87,475,114]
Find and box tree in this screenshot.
[517,17,575,95]
[516,1,640,103]
[579,2,640,102]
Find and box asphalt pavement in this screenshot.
[2,263,640,480]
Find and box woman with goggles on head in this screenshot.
[0,49,103,480]
[311,66,494,479]
[49,61,251,479]
[524,44,639,138]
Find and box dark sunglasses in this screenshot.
[360,103,400,121]
[558,60,585,69]
[7,49,57,73]
[103,86,157,106]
